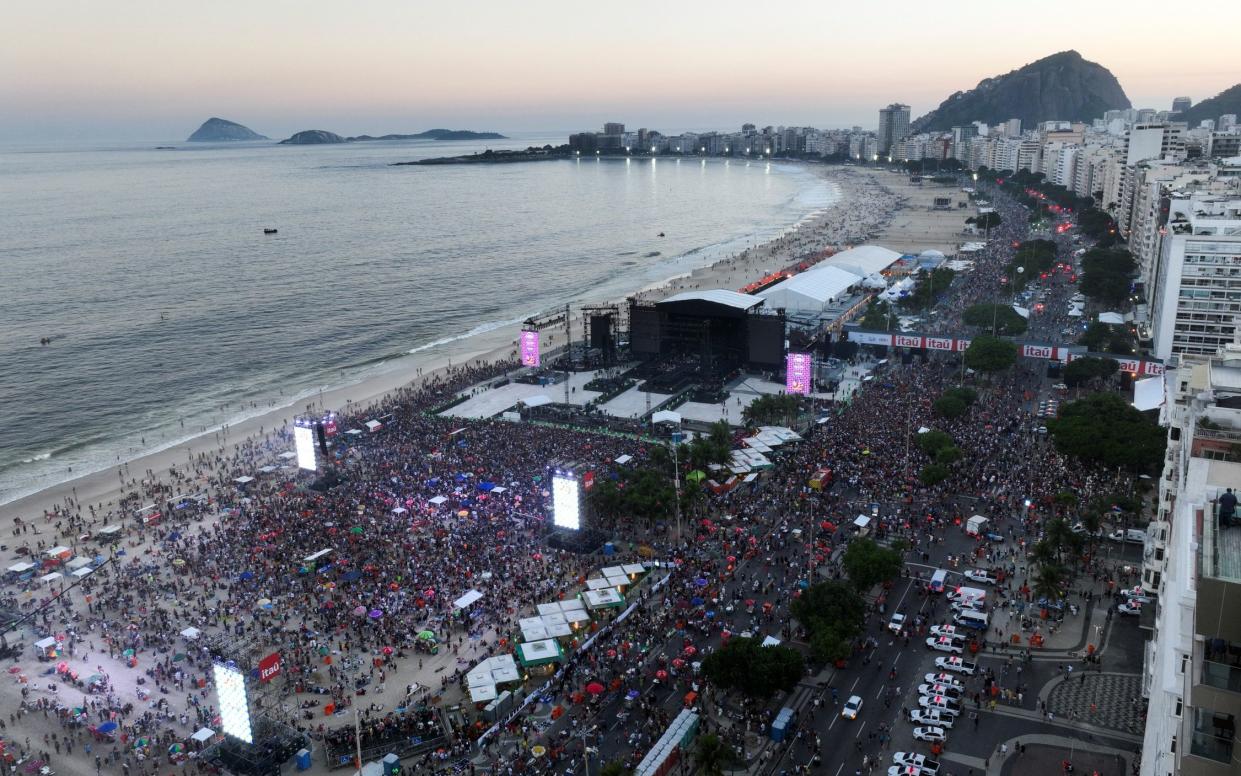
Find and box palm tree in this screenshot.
[1028,540,1056,569]
[599,762,632,776]
[694,734,735,776]
[1033,564,1066,602]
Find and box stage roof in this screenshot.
[824,245,903,276]
[659,289,763,312]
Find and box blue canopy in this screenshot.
[477,482,495,492]
[97,721,118,733]
[239,571,254,581]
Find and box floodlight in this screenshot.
[552,474,581,530]
[213,662,253,743]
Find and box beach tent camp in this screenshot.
[517,639,564,668]
[584,588,625,610]
[453,590,484,611]
[428,496,448,506]
[465,654,520,703]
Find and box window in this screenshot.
[1182,654,1189,674]
[1175,697,1183,717]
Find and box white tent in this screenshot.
[1099,312,1125,325]
[756,265,861,312]
[72,567,93,578]
[523,395,553,408]
[853,515,872,529]
[614,454,633,465]
[41,572,63,583]
[824,245,903,277]
[466,654,520,702]
[6,562,35,574]
[392,506,407,514]
[180,627,202,640]
[1133,376,1165,412]
[651,410,682,425]
[233,476,254,484]
[428,496,448,505]
[278,451,297,460]
[258,465,277,474]
[66,557,91,570]
[1012,306,1030,319]
[190,728,215,743]
[453,590,484,610]
[491,486,507,494]
[365,420,382,432]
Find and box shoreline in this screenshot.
[0,164,902,525]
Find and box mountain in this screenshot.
[348,129,507,141]
[279,130,346,145]
[1180,84,1241,127]
[911,51,1131,133]
[187,117,267,142]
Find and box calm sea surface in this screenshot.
[0,134,836,504]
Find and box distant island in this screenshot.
[279,130,346,145]
[393,145,570,166]
[187,117,268,142]
[350,129,506,142]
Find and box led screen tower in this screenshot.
[551,473,581,530]
[785,352,812,395]
[213,661,254,743]
[520,330,541,367]
[293,420,317,471]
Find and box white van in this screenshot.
[928,569,948,594]
[954,610,989,630]
[946,585,987,603]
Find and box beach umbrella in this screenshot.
[690,597,704,607]
[417,630,435,641]
[172,653,186,662]
[694,578,708,587]
[655,670,668,681]
[350,526,364,535]
[256,598,272,609]
[239,571,254,581]
[626,689,640,701]
[352,606,367,617]
[123,648,135,657]
[97,721,118,734]
[172,559,186,567]
[682,645,697,656]
[672,658,685,669]
[686,470,707,483]
[368,609,383,619]
[585,681,605,695]
[168,743,183,754]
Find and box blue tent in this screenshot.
[477,482,495,492]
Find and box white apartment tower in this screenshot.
[877,103,911,155]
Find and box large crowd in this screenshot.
[0,176,1140,776]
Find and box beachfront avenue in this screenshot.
[0,172,1151,776]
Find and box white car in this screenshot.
[926,636,964,654]
[928,624,960,639]
[910,708,955,729]
[1118,601,1142,615]
[1122,588,1153,605]
[934,657,977,675]
[917,683,963,700]
[962,570,996,585]
[841,695,863,719]
[889,767,928,776]
[918,696,961,716]
[1108,528,1147,543]
[888,612,907,634]
[949,599,985,614]
[923,673,963,689]
[891,755,941,776]
[912,726,948,743]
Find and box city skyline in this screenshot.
[3,0,1240,142]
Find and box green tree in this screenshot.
[701,638,803,699]
[841,538,904,592]
[1063,356,1119,387]
[742,394,802,426]
[966,211,1002,230]
[933,395,967,419]
[1046,393,1167,471]
[935,446,963,465]
[917,430,954,456]
[919,463,950,486]
[860,299,900,331]
[1033,564,1067,602]
[791,581,865,663]
[899,267,956,310]
[1079,248,1136,306]
[942,387,977,405]
[962,303,1028,336]
[963,335,1018,373]
[600,763,632,776]
[693,734,737,776]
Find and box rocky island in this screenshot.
[349,129,506,141]
[187,117,268,142]
[392,146,570,166]
[279,130,346,145]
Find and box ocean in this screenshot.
[0,133,838,505]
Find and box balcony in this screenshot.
[1203,660,1241,693]
[1201,503,1241,584]
[1190,729,1235,764]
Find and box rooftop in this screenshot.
[1199,459,1241,584]
[659,289,764,311]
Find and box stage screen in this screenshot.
[213,662,254,743]
[293,424,317,471]
[786,352,812,395]
[551,474,581,530]
[746,315,785,366]
[520,330,540,367]
[589,315,613,350]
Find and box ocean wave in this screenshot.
[21,452,52,463]
[406,315,530,355]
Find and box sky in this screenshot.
[3,0,1239,142]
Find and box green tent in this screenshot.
[686,470,707,483]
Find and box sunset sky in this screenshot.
[4,0,1238,142]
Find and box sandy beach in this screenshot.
[0,162,975,776]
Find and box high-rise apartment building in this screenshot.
[1140,342,1241,776]
[1172,97,1194,115]
[602,122,625,136]
[1150,194,1241,360]
[1004,118,1022,137]
[877,103,911,155]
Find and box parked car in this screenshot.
[949,599,986,614]
[934,657,976,675]
[910,708,956,729]
[888,612,907,635]
[963,569,996,585]
[928,625,960,639]
[890,757,940,776]
[918,696,962,716]
[922,673,963,689]
[889,766,936,776]
[841,695,863,719]
[1118,601,1142,615]
[925,636,964,654]
[912,726,948,743]
[918,683,963,700]
[1108,528,1147,543]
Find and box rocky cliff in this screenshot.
[911,51,1131,133]
[279,130,346,145]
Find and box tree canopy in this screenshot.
[1046,393,1167,472]
[790,581,865,663]
[841,538,904,592]
[700,638,804,699]
[743,394,802,426]
[962,303,1028,335]
[964,335,1018,372]
[1079,248,1135,307]
[1063,356,1118,387]
[899,267,956,310]
[589,466,676,525]
[919,463,950,486]
[917,430,954,456]
[859,299,900,331]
